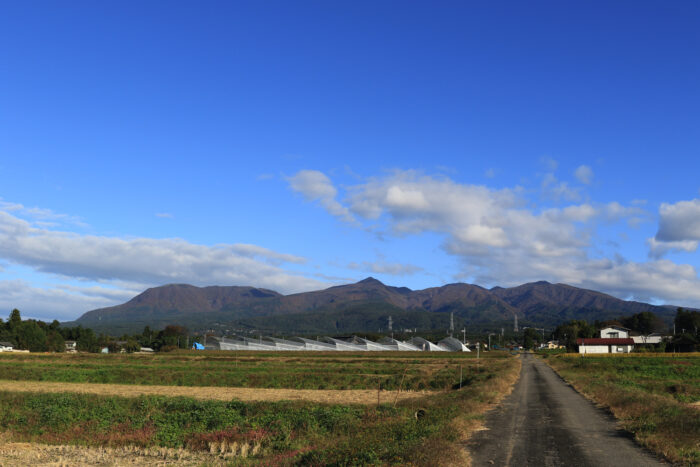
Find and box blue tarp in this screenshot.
[192,342,205,350]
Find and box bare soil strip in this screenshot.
[0,379,427,405]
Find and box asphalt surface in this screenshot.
[467,353,665,467]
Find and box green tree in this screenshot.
[8,308,22,330]
[46,330,65,352]
[674,308,700,336]
[522,328,540,350]
[124,338,141,353]
[76,327,99,353]
[621,312,664,335]
[15,320,47,352]
[554,320,596,351]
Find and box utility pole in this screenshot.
[450,312,454,337]
[462,328,466,344]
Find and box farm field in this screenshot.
[543,353,700,466]
[0,351,520,465]
[0,351,500,391]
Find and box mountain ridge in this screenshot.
[71,277,680,334]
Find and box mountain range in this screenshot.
[69,278,680,335]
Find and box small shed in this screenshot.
[0,341,14,352]
[577,338,634,354]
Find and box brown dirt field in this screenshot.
[0,437,225,466]
[0,379,428,405]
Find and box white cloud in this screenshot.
[231,244,306,265]
[155,212,174,219]
[647,237,698,259]
[0,208,327,319]
[293,169,700,307]
[647,198,700,259]
[348,259,423,276]
[287,170,355,222]
[385,185,430,211]
[0,199,86,227]
[656,199,700,242]
[574,165,594,184]
[540,157,559,171]
[541,173,581,201]
[0,280,133,322]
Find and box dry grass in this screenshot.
[452,356,522,467]
[544,355,700,466]
[0,379,427,405]
[0,432,225,466]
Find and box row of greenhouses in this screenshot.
[208,335,470,352]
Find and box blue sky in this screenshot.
[1,1,700,321]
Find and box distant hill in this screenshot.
[68,277,679,334]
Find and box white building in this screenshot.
[438,337,471,352]
[0,341,14,352]
[631,333,668,345]
[599,326,630,339]
[577,337,634,354]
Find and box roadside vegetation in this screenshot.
[0,351,520,465]
[543,353,700,466]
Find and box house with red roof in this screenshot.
[577,326,635,354]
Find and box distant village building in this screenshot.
[578,326,634,354]
[599,326,630,339]
[631,333,668,345]
[0,341,14,352]
[65,340,77,352]
[542,340,564,350]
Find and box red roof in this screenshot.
[577,338,634,345]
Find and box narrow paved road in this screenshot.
[467,353,665,466]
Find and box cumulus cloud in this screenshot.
[0,209,326,310]
[647,237,698,260]
[231,244,306,265]
[647,199,700,259]
[541,172,581,201]
[655,199,700,242]
[292,169,700,307]
[0,199,86,227]
[0,280,136,322]
[348,259,423,276]
[574,165,594,184]
[287,170,355,222]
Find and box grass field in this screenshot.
[0,351,500,391]
[543,353,700,466]
[0,351,520,465]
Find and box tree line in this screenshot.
[0,309,200,353]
